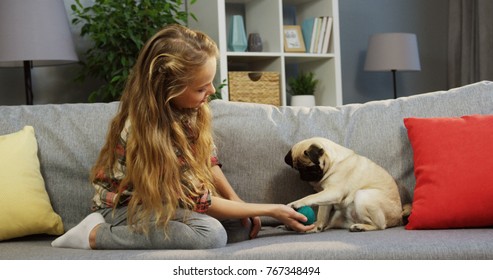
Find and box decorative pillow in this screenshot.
[404,114,493,229]
[0,126,64,240]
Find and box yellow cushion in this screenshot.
[0,126,63,241]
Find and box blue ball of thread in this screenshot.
[297,206,316,225]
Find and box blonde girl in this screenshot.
[52,24,313,250]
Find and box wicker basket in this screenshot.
[228,71,280,106]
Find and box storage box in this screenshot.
[228,71,280,106]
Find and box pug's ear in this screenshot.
[284,150,294,167]
[305,144,324,165]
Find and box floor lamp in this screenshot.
[364,33,421,99]
[0,0,78,105]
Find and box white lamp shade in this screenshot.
[0,0,78,67]
[364,33,421,71]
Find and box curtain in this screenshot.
[448,0,493,88]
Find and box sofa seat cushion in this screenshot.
[1,227,493,259]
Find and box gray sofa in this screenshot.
[1,81,493,260]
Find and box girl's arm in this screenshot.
[207,195,316,233]
[211,165,241,201]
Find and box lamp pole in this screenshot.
[391,69,397,99]
[23,60,33,105]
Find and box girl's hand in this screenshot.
[275,204,316,233]
[242,216,261,239]
[227,196,260,239]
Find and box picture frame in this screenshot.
[283,25,306,52]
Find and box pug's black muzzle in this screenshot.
[297,165,324,182]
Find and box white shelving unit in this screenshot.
[189,0,342,106]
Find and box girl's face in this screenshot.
[171,57,217,110]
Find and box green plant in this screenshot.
[287,71,319,96]
[71,0,196,102]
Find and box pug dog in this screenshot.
[285,137,411,233]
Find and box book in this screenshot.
[320,16,333,54]
[301,16,332,53]
[301,17,315,53]
[311,17,322,53]
[317,16,328,54]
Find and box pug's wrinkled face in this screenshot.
[285,144,325,182]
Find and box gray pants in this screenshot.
[94,207,251,249]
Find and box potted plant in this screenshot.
[287,71,318,106]
[71,0,196,102]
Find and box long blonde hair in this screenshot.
[91,24,219,233]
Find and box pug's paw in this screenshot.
[349,223,378,232]
[287,200,306,209]
[306,222,324,233]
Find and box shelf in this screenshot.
[226,52,282,58]
[189,0,342,106]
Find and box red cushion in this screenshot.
[404,114,493,229]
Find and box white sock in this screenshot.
[51,212,105,249]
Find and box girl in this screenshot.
[52,24,313,250]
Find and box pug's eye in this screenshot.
[304,151,309,157]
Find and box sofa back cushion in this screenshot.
[0,81,492,230]
[0,102,119,229]
[210,81,493,210]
